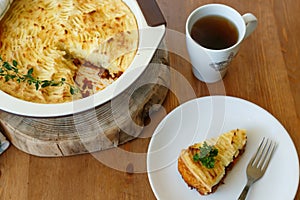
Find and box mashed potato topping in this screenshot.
[0,0,138,103]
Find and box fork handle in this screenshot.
[238,180,252,200]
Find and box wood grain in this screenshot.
[1,0,300,199]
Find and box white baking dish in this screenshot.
[0,0,166,117]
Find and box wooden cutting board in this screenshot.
[0,42,169,157]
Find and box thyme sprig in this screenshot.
[0,56,78,95]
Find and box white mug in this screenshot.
[186,4,257,83]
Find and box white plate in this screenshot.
[0,0,165,117]
[147,96,299,200]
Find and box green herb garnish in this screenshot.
[0,56,78,95]
[193,142,218,169]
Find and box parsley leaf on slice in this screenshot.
[193,142,218,169]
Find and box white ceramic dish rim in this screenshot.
[0,0,166,117]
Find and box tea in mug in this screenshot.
[191,15,239,50]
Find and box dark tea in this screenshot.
[191,15,239,50]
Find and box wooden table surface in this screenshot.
[1,0,300,199]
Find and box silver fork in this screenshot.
[238,137,276,200]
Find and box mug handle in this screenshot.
[242,13,258,39]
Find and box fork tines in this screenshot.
[250,137,276,171]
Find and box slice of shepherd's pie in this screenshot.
[178,129,247,195]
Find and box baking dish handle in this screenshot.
[136,0,167,27]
